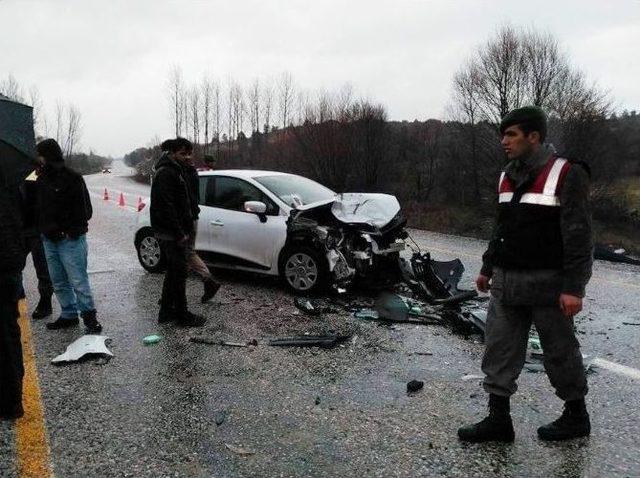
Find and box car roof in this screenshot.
[197,169,294,180]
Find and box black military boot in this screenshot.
[201,278,221,303]
[458,394,515,443]
[81,310,103,334]
[537,399,590,441]
[32,295,53,320]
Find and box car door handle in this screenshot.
[210,220,224,227]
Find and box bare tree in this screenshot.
[189,85,201,145]
[262,80,274,133]
[55,101,65,145]
[201,77,212,152]
[248,78,260,133]
[278,71,295,129]
[167,66,185,136]
[63,105,82,157]
[0,74,23,101]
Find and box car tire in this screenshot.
[136,228,165,273]
[280,246,329,295]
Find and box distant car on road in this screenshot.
[134,170,408,293]
[102,167,112,174]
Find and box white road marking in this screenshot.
[593,358,640,381]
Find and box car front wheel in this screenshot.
[280,246,329,294]
[136,228,165,273]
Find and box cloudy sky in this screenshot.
[1,0,639,157]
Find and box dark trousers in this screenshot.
[0,273,24,414]
[23,234,53,299]
[160,240,188,313]
[481,296,588,401]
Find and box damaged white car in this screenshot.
[135,170,408,293]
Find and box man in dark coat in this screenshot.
[0,169,27,420]
[36,139,102,333]
[20,169,53,319]
[458,107,593,443]
[150,138,205,327]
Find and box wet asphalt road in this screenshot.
[2,162,640,477]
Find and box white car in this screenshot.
[134,170,408,293]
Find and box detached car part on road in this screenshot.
[135,170,410,294]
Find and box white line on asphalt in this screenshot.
[593,358,640,381]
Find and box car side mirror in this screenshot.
[244,201,268,223]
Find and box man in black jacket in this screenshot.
[36,139,102,333]
[458,107,593,443]
[150,138,205,327]
[0,169,27,420]
[20,169,53,319]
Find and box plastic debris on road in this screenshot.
[142,335,161,345]
[51,335,113,364]
[225,444,255,456]
[407,380,424,393]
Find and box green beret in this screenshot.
[500,106,548,140]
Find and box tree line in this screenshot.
[123,26,639,248]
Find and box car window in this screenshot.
[207,176,278,215]
[254,175,335,207]
[199,177,215,206]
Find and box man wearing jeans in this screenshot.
[35,139,102,333]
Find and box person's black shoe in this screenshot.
[46,316,79,330]
[538,400,590,441]
[458,394,515,443]
[32,296,53,320]
[177,310,206,327]
[81,310,103,334]
[201,279,221,303]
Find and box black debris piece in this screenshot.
[407,380,424,393]
[268,335,351,349]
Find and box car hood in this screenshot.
[293,193,402,229]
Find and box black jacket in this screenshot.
[0,183,26,274]
[150,155,193,240]
[36,163,92,241]
[19,175,39,237]
[481,154,593,297]
[181,163,201,221]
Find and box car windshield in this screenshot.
[255,175,336,208]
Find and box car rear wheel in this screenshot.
[136,228,165,273]
[280,246,329,294]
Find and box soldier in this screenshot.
[458,107,593,442]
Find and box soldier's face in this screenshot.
[501,125,539,159]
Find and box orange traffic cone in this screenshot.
[136,196,145,212]
[103,188,109,201]
[118,192,126,207]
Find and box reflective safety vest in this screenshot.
[492,157,572,270]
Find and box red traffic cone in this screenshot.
[118,192,126,207]
[103,188,109,201]
[136,196,146,212]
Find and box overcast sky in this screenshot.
[1,0,639,157]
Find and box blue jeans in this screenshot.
[42,235,96,319]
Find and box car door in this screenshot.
[204,176,287,270]
[195,175,219,252]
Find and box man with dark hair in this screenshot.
[36,138,102,333]
[0,170,27,420]
[458,106,593,443]
[150,138,205,326]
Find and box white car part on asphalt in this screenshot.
[52,335,113,364]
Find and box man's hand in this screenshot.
[476,274,491,293]
[559,294,582,318]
